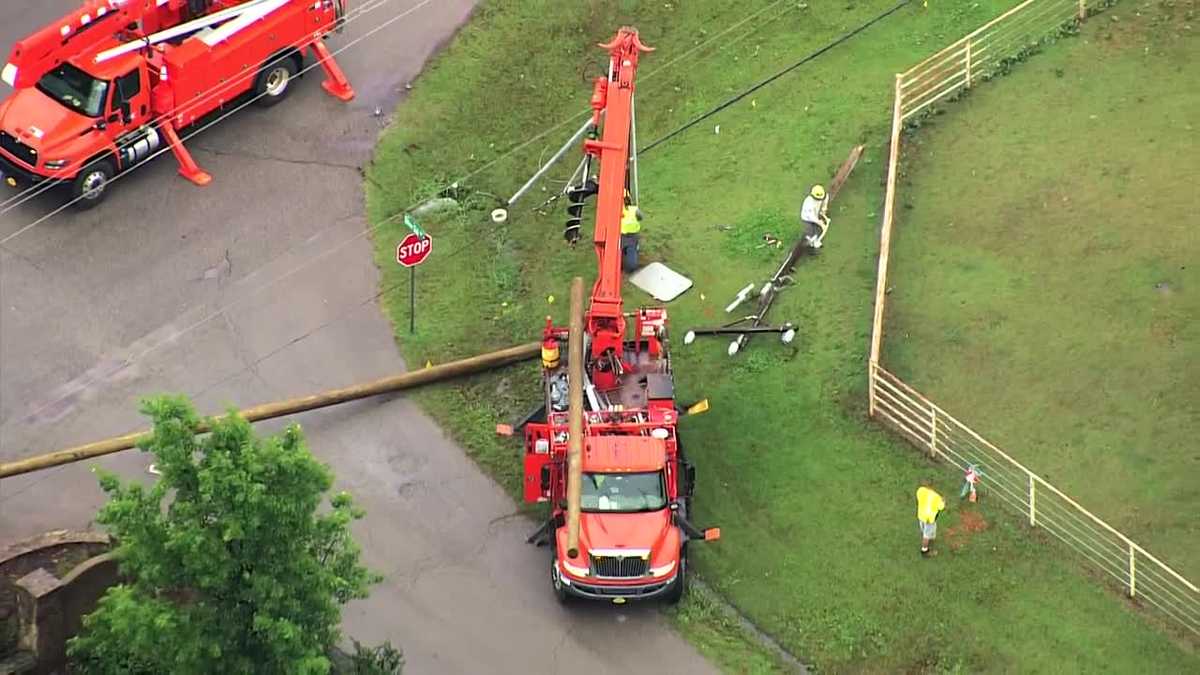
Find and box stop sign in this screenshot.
[396,232,432,267]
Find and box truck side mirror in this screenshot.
[540,465,551,493]
[120,102,132,123]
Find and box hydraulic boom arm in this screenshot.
[582,27,653,370]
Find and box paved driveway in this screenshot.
[0,2,715,672]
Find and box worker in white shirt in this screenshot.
[800,184,830,249]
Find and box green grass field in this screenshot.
[884,2,1199,580]
[364,1,1198,671]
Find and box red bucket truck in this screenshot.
[0,0,354,209]
[522,27,719,605]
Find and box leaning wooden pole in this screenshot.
[565,277,586,560]
[0,342,541,479]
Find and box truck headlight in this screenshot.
[561,560,589,578]
[650,561,676,578]
[44,159,70,170]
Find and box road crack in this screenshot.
[191,145,362,173]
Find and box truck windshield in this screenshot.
[581,471,666,513]
[36,63,109,118]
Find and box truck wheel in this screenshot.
[254,57,298,107]
[663,549,687,604]
[550,552,570,604]
[70,160,114,210]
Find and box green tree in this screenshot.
[68,396,380,675]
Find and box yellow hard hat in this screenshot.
[811,185,826,200]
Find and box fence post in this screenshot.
[964,39,973,88]
[928,407,938,458]
[1028,474,1037,526]
[1128,544,1137,598]
[1078,0,1086,21]
[868,74,904,406]
[868,362,877,418]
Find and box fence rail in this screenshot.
[871,365,1200,634]
[867,0,1200,637]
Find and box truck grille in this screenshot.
[0,131,37,168]
[590,553,649,578]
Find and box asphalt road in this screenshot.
[0,2,715,672]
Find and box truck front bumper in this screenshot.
[556,566,677,602]
[0,152,62,191]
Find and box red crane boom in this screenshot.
[581,28,652,386]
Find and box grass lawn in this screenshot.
[365,1,1198,671]
[883,2,1200,580]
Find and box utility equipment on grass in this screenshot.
[519,28,719,605]
[686,145,864,356]
[0,0,354,208]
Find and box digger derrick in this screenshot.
[521,28,717,605]
[0,0,354,208]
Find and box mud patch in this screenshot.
[944,509,989,552]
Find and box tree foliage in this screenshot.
[68,396,380,675]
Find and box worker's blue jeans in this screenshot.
[621,233,639,272]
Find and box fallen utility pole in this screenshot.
[685,145,865,355]
[0,342,541,479]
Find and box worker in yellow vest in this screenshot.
[620,190,643,273]
[916,481,946,557]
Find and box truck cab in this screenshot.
[550,435,689,603]
[0,49,156,207]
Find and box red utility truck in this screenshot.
[0,0,354,209]
[522,27,719,604]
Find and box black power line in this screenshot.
[641,0,912,155]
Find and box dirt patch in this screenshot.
[944,509,989,552]
[1097,2,1196,52]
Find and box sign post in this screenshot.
[396,215,432,333]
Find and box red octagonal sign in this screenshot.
[396,232,432,267]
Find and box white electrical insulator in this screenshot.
[683,330,696,345]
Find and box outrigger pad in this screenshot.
[629,262,693,302]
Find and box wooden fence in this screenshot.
[866,0,1200,636]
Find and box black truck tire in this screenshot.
[663,547,687,604]
[551,550,570,604]
[70,159,115,210]
[253,56,298,107]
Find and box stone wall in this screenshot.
[1,531,118,675]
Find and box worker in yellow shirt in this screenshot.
[916,481,946,557]
[620,191,643,273]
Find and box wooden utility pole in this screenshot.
[0,342,540,479]
[564,277,585,560]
